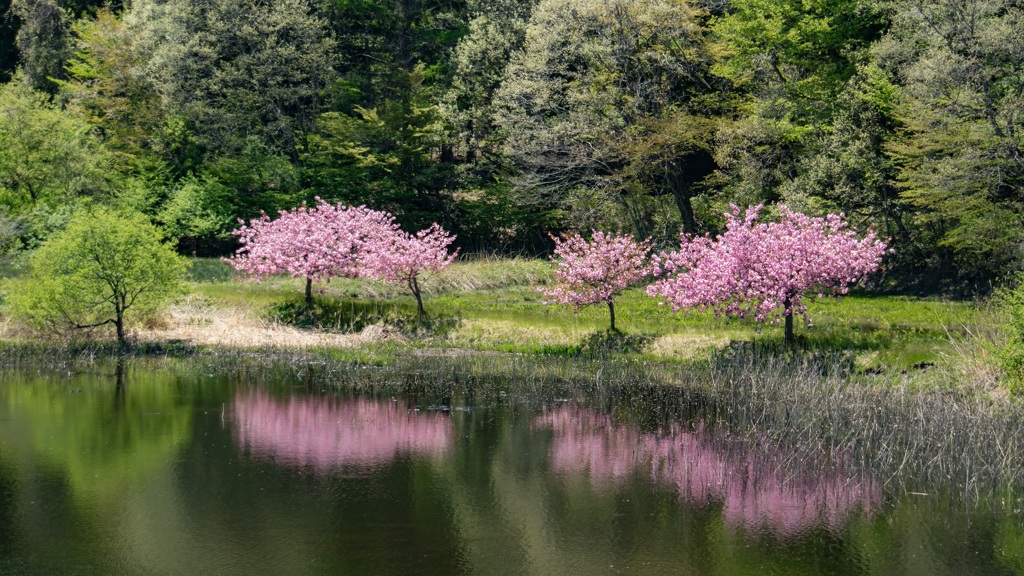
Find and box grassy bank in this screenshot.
[0,257,1016,507]
[0,257,1004,388]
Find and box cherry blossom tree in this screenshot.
[539,231,655,331]
[360,223,459,316]
[647,205,887,343]
[226,199,392,304]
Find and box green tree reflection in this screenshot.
[0,361,193,500]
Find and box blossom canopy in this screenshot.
[226,199,395,301]
[539,230,655,330]
[647,204,887,341]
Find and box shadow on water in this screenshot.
[0,455,17,554]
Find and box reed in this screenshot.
[193,348,1024,506]
[4,340,1022,505]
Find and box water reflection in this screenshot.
[234,393,453,471]
[0,364,193,500]
[537,406,881,538]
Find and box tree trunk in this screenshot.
[115,316,126,346]
[113,293,127,346]
[607,300,616,332]
[305,277,313,305]
[783,296,794,344]
[672,189,696,235]
[410,276,425,316]
[666,164,696,234]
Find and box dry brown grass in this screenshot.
[139,296,406,349]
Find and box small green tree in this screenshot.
[7,207,187,345]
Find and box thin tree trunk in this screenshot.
[608,300,616,332]
[115,296,126,347]
[673,190,696,234]
[305,277,313,305]
[783,296,794,344]
[411,276,424,316]
[667,165,696,234]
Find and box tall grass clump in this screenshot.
[424,256,553,293]
[690,350,1024,502]
[267,297,460,338]
[8,345,1024,505]
[995,275,1024,394]
[324,351,1024,503]
[169,346,1024,506]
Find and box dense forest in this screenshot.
[0,0,1021,293]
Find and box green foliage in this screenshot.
[201,141,304,222]
[6,206,188,343]
[996,275,1024,394]
[877,0,1024,287]
[712,0,882,101]
[61,8,166,174]
[493,0,722,237]
[710,0,888,215]
[325,0,471,106]
[0,81,115,253]
[305,64,456,231]
[0,81,112,213]
[440,0,535,158]
[155,175,233,249]
[0,0,1021,291]
[11,0,71,93]
[124,0,336,159]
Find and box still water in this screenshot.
[0,358,1022,575]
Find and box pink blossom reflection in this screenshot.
[234,393,452,471]
[537,407,880,538]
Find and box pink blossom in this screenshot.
[647,205,887,341]
[359,222,459,315]
[226,199,459,314]
[225,198,395,302]
[538,231,656,331]
[536,406,880,538]
[234,393,453,473]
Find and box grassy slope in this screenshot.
[182,258,997,373]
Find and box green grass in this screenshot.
[2,256,1004,380]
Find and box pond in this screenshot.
[0,356,1022,575]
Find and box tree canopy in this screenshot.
[0,0,1021,292]
[7,206,188,344]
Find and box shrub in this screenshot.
[996,274,1024,394]
[6,207,187,345]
